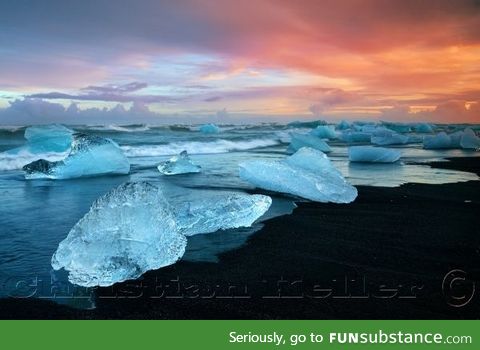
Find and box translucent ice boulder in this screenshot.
[460,128,480,150]
[310,125,337,139]
[51,182,187,287]
[348,146,401,163]
[423,132,453,149]
[175,193,272,236]
[157,150,201,175]
[199,123,220,134]
[23,134,130,179]
[289,133,332,153]
[52,181,272,286]
[239,147,357,203]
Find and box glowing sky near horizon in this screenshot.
[0,0,479,123]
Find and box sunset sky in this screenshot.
[0,0,479,124]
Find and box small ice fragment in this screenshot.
[199,123,220,134]
[157,150,201,175]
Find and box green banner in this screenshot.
[0,320,476,349]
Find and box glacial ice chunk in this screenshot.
[382,122,411,133]
[336,120,351,130]
[310,125,337,139]
[23,134,130,179]
[52,181,273,286]
[348,146,401,163]
[371,130,409,145]
[51,182,187,287]
[24,124,74,153]
[289,133,332,153]
[175,193,272,236]
[239,147,357,203]
[413,123,434,133]
[157,150,201,175]
[199,123,220,134]
[0,124,73,170]
[460,128,480,149]
[450,131,464,148]
[339,131,371,143]
[423,132,453,149]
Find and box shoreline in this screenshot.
[1,157,479,319]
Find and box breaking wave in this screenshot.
[121,138,281,157]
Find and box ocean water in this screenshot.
[0,122,478,308]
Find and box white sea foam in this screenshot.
[82,124,151,132]
[121,138,280,157]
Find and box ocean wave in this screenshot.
[77,124,151,132]
[0,149,68,171]
[0,127,26,139]
[121,138,281,157]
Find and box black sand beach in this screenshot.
[1,157,479,319]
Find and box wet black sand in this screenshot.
[1,157,479,319]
